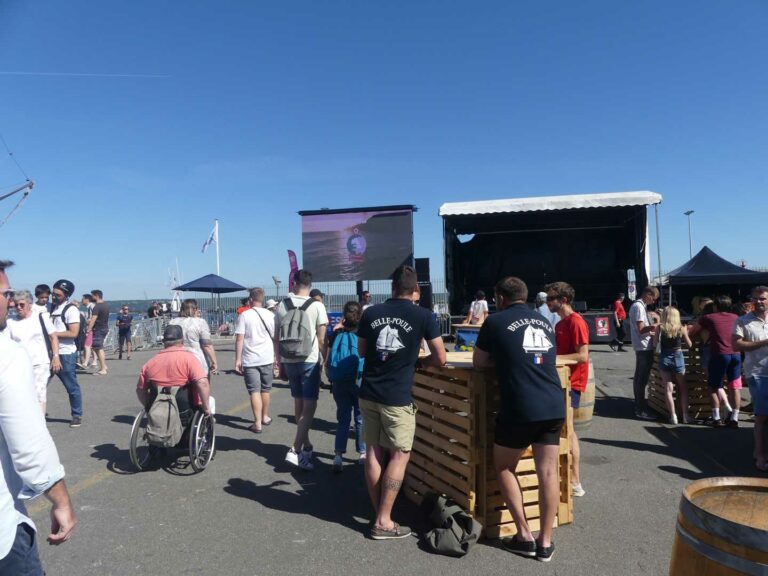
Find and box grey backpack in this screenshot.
[279,298,317,360]
[146,387,183,447]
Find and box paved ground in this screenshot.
[32,344,762,575]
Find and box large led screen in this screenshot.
[301,208,414,282]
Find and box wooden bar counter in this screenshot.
[404,351,573,539]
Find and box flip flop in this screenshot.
[248,424,262,434]
[262,418,273,426]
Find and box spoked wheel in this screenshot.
[189,411,216,472]
[129,410,154,471]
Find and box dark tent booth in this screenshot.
[440,191,663,314]
[174,274,247,327]
[662,246,768,313]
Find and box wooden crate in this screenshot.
[404,355,573,539]
[647,348,712,420]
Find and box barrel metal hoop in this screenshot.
[676,524,768,576]
[680,496,768,554]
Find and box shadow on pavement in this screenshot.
[90,443,137,475]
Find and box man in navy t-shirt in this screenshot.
[473,276,565,562]
[357,265,446,541]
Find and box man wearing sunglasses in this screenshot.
[0,260,77,575]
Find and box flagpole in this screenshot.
[215,219,220,275]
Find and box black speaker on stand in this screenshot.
[415,258,431,283]
[418,282,433,311]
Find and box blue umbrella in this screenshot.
[173,274,246,294]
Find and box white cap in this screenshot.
[266,299,277,309]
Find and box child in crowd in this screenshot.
[658,306,693,424]
[326,301,366,472]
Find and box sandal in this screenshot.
[262,417,273,426]
[248,423,262,434]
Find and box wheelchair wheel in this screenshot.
[129,410,153,471]
[189,411,215,472]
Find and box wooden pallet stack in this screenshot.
[647,348,713,420]
[404,352,573,539]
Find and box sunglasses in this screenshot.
[2,289,15,300]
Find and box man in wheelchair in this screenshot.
[136,324,211,429]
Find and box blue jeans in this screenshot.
[633,349,654,410]
[0,523,44,575]
[52,353,83,417]
[333,380,365,454]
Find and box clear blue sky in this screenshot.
[1,1,765,299]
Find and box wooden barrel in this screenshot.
[573,360,596,431]
[669,477,768,575]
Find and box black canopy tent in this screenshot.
[663,246,768,312]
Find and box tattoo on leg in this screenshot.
[382,476,402,492]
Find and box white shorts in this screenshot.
[33,363,50,405]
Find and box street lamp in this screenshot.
[272,275,281,298]
[683,210,695,258]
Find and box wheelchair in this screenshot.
[129,406,216,473]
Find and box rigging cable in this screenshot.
[0,131,34,228]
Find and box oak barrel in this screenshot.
[669,477,768,575]
[573,360,596,431]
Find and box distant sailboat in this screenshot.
[377,325,405,353]
[522,325,553,353]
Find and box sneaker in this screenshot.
[501,536,537,557]
[358,452,367,464]
[571,483,586,497]
[634,409,657,421]
[70,416,82,428]
[370,523,412,540]
[285,448,299,467]
[298,451,314,471]
[301,446,313,460]
[712,419,726,428]
[76,362,87,370]
[668,415,679,425]
[333,454,343,473]
[727,419,739,429]
[536,541,555,562]
[608,342,617,352]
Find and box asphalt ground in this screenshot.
[31,344,763,576]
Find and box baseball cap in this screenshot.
[162,324,184,343]
[309,289,325,298]
[53,279,75,298]
[265,299,277,309]
[536,291,548,301]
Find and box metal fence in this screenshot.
[102,317,170,355]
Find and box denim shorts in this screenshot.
[92,328,108,350]
[243,364,273,394]
[284,362,320,400]
[570,390,581,409]
[0,523,44,575]
[748,376,768,417]
[659,351,686,375]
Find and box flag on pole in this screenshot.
[202,221,218,253]
[288,250,298,293]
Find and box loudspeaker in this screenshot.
[415,258,431,282]
[573,300,587,312]
[418,282,433,311]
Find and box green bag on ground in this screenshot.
[420,491,483,557]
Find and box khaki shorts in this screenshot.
[360,398,417,452]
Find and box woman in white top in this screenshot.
[464,290,489,326]
[7,289,60,413]
[169,299,218,374]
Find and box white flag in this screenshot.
[201,221,218,253]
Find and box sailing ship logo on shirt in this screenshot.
[522,325,553,353]
[376,325,405,361]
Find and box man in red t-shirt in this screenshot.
[610,292,627,352]
[546,281,589,498]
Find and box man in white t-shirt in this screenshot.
[275,269,328,471]
[49,279,84,428]
[464,290,489,325]
[0,260,77,574]
[235,287,277,433]
[7,289,60,414]
[628,286,660,421]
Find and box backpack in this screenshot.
[327,330,363,384]
[420,491,483,557]
[278,298,317,360]
[145,387,184,447]
[55,303,88,352]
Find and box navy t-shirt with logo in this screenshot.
[358,298,441,407]
[475,303,565,423]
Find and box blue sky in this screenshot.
[0,1,765,299]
